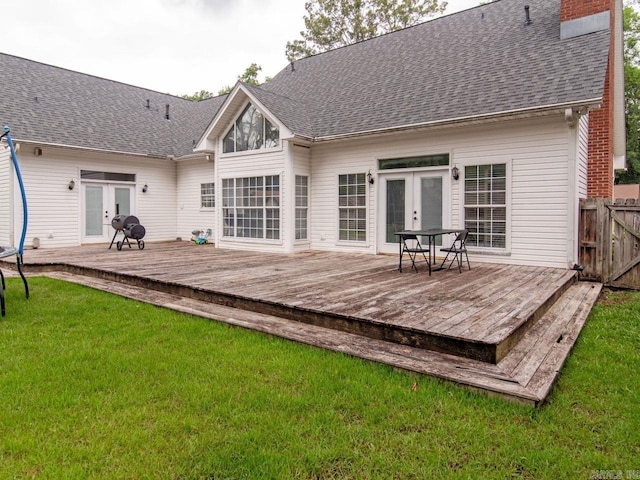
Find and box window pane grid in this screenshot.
[201,182,215,208]
[464,164,506,249]
[295,175,308,240]
[339,174,366,242]
[222,176,280,240]
[222,103,279,153]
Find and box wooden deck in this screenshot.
[3,241,602,405]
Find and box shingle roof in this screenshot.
[1,0,611,152]
[260,0,611,139]
[0,52,225,157]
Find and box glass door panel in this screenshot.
[385,179,406,243]
[114,187,131,216]
[378,170,449,254]
[418,176,443,245]
[84,185,104,237]
[82,183,134,244]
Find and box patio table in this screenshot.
[394,229,466,275]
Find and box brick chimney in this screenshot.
[561,0,622,199]
[561,0,613,22]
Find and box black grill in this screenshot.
[109,215,146,250]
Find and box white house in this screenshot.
[0,0,625,269]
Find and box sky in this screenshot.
[0,0,483,97]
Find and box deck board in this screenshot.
[11,242,578,364]
[4,242,602,405]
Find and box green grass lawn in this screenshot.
[0,277,638,479]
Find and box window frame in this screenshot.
[462,162,510,252]
[200,182,215,209]
[295,175,309,241]
[221,175,281,242]
[221,102,280,155]
[337,172,368,244]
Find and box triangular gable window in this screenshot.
[223,103,279,153]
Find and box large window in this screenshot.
[222,175,280,240]
[339,173,367,242]
[201,183,215,208]
[295,175,308,240]
[223,103,279,154]
[464,164,506,249]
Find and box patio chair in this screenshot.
[439,230,470,273]
[400,234,431,274]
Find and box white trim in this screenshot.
[219,99,284,157]
[219,174,283,244]
[459,160,512,254]
[13,139,168,159]
[296,99,603,144]
[567,123,578,267]
[196,84,294,151]
[335,171,370,247]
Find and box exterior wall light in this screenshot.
[68,179,75,190]
[142,184,148,193]
[452,166,460,180]
[367,170,374,185]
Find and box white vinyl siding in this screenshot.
[292,144,312,251]
[14,147,177,248]
[216,144,286,252]
[309,142,377,253]
[577,113,589,198]
[310,115,572,267]
[0,146,11,245]
[176,158,215,242]
[453,117,570,267]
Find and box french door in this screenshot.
[378,171,450,254]
[82,183,134,243]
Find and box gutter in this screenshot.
[12,139,169,160]
[292,98,603,143]
[174,151,215,162]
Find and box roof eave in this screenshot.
[10,139,169,159]
[304,99,604,143]
[194,83,294,151]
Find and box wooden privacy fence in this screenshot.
[580,197,640,289]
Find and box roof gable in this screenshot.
[196,82,294,150]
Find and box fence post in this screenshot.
[599,199,612,284]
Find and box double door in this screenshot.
[82,183,134,243]
[378,171,449,254]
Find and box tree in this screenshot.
[285,0,447,61]
[217,63,265,95]
[181,90,215,102]
[617,4,640,184]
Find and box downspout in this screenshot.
[565,108,581,268]
[284,140,295,253]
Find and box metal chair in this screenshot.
[439,230,470,273]
[400,234,431,274]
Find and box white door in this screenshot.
[378,171,450,254]
[82,184,134,243]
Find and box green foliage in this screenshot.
[618,5,640,183]
[0,277,639,478]
[286,0,447,61]
[217,63,264,95]
[180,89,215,102]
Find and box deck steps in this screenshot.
[42,271,602,406]
[17,259,578,365]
